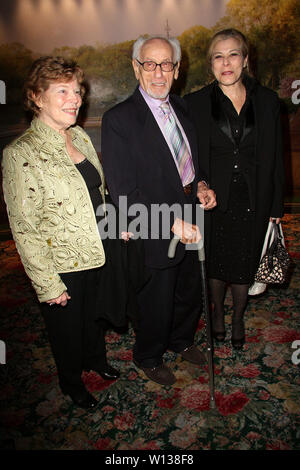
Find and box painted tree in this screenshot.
[0,43,33,105]
[178,25,211,93]
[214,0,300,88]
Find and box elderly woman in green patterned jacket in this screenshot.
[2,56,120,410]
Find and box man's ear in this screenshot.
[132,59,140,80]
[174,62,180,80]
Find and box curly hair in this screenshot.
[24,56,85,115]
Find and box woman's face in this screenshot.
[35,77,82,132]
[211,37,248,88]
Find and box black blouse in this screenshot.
[210,76,257,211]
[75,158,103,216]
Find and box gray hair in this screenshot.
[132,35,181,63]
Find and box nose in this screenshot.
[72,91,82,104]
[154,64,163,77]
[223,55,230,66]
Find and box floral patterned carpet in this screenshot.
[0,214,300,451]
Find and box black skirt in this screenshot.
[208,173,254,284]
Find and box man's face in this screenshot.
[132,38,180,100]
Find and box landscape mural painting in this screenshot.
[0,0,299,228]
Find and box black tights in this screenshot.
[209,278,249,338]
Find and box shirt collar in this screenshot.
[214,74,257,102]
[31,117,76,147]
[139,85,170,113]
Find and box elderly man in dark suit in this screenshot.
[101,35,216,386]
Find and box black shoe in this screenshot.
[212,330,226,342]
[179,345,206,365]
[68,390,98,410]
[212,309,225,342]
[133,359,176,386]
[89,365,120,380]
[231,319,245,350]
[231,336,245,350]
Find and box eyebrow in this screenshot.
[213,49,242,55]
[142,57,173,61]
[52,83,72,87]
[50,83,80,91]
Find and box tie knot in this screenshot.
[160,102,171,115]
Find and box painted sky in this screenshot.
[0,0,228,52]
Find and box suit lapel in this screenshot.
[241,99,255,143]
[185,86,212,181]
[211,84,235,144]
[132,89,190,191]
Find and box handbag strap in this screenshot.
[266,221,277,250]
[266,222,283,270]
[274,222,285,244]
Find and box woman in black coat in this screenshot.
[185,29,284,349]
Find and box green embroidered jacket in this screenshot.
[2,118,106,302]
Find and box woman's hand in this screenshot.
[46,291,71,307]
[197,181,217,210]
[121,231,134,242]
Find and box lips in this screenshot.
[151,82,166,86]
[63,108,78,114]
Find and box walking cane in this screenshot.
[168,237,216,409]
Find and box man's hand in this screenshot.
[197,181,217,210]
[171,218,201,244]
[46,291,71,307]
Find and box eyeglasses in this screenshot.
[136,60,178,72]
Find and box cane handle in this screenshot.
[168,236,180,259]
[168,237,204,260]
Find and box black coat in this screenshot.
[101,87,205,269]
[184,80,285,282]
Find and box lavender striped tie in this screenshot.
[160,102,195,186]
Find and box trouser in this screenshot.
[41,268,107,395]
[133,250,202,368]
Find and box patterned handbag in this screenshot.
[254,222,290,284]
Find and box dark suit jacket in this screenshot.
[101,87,205,269]
[185,80,285,281]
